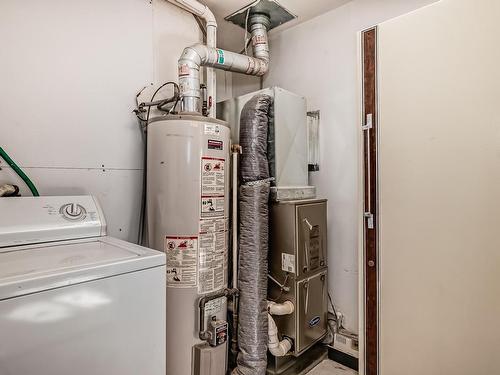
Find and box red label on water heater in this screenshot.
[208,140,223,150]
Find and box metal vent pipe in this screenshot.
[167,0,217,117]
[177,12,271,115]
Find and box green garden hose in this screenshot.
[0,147,39,196]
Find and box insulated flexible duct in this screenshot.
[234,94,273,375]
[239,95,272,183]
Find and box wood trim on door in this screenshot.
[362,27,378,375]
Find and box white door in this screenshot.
[377,0,500,374]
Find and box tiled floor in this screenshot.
[307,360,358,375]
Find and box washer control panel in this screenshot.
[0,196,106,248]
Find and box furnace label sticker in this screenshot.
[282,253,296,274]
[164,236,198,287]
[198,231,228,294]
[201,157,225,196]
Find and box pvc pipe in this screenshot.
[167,0,216,26]
[267,301,293,357]
[268,314,292,357]
[268,301,294,316]
[232,146,240,289]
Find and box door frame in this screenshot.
[359,26,379,375]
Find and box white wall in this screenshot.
[153,0,202,83]
[0,0,201,242]
[252,0,437,333]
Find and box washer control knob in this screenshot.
[60,203,87,221]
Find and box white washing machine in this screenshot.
[0,196,166,375]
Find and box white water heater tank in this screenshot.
[147,115,230,375]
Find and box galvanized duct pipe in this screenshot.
[179,13,270,114]
[234,94,273,375]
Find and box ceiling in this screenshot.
[203,0,351,50]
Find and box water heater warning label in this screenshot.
[164,236,198,287]
[201,157,225,196]
[199,218,228,234]
[201,156,225,218]
[201,196,225,217]
[198,155,228,294]
[198,231,227,294]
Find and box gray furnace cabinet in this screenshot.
[268,199,328,356]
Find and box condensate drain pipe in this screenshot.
[268,315,292,357]
[267,301,294,357]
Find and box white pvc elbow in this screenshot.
[267,301,294,357]
[268,300,294,316]
[268,314,292,357]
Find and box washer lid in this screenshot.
[0,236,165,300]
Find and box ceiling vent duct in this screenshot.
[225,0,296,32]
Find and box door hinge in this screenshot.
[364,212,374,229]
[362,113,373,130]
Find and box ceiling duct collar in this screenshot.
[225,0,296,31]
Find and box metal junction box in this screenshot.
[268,199,328,360]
